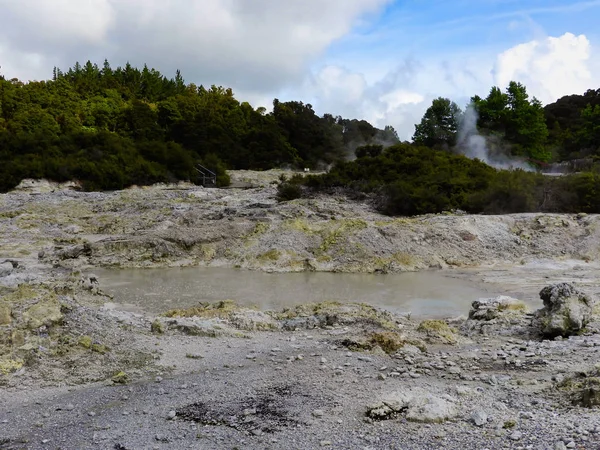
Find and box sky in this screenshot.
[0,0,599,139]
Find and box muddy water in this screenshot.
[94,267,506,318]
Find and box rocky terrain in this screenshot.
[1,171,600,449]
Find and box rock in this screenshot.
[509,431,522,441]
[0,262,14,278]
[155,434,171,443]
[554,442,567,450]
[0,304,12,325]
[470,410,488,427]
[57,243,92,260]
[111,372,129,384]
[448,367,461,375]
[312,409,324,418]
[468,296,527,321]
[167,410,176,420]
[536,283,594,338]
[367,388,458,423]
[229,310,279,331]
[462,296,531,336]
[23,299,63,329]
[79,274,99,292]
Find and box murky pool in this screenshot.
[94,267,506,318]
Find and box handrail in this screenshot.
[195,164,217,186]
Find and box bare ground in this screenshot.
[1,173,600,449]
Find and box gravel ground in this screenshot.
[1,174,600,450]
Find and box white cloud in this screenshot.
[297,32,600,140]
[493,32,596,103]
[0,0,390,93]
[0,0,114,45]
[0,2,599,144]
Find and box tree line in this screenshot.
[2,60,600,216]
[283,83,600,215]
[411,82,600,165]
[279,142,600,215]
[0,60,398,191]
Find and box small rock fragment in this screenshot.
[470,410,488,427]
[509,431,522,441]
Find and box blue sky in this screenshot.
[1,0,599,139]
[323,0,600,82]
[295,0,600,137]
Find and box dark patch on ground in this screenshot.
[0,437,29,450]
[177,384,309,434]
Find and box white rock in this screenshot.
[471,410,488,427]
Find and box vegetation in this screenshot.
[472,81,550,163]
[0,61,398,192]
[304,142,600,215]
[412,83,600,166]
[2,60,600,217]
[544,89,600,160]
[412,97,462,150]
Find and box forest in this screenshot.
[1,61,600,215]
[0,61,398,191]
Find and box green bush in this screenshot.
[277,182,303,201]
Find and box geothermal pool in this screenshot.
[94,267,508,318]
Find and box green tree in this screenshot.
[412,97,462,149]
[578,104,600,155]
[473,82,550,162]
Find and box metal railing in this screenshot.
[195,164,217,186]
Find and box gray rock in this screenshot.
[312,409,324,418]
[155,434,171,443]
[367,388,458,423]
[554,442,567,450]
[536,283,594,338]
[0,262,14,278]
[468,296,525,321]
[462,296,530,336]
[509,431,522,441]
[167,410,176,420]
[470,409,488,427]
[229,310,279,331]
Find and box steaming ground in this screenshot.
[456,105,534,171]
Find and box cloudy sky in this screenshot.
[1,0,599,139]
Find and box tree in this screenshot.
[0,59,404,192]
[472,82,550,162]
[578,104,600,155]
[412,97,462,149]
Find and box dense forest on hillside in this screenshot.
[1,61,600,215]
[0,61,398,191]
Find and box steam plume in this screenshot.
[456,105,533,171]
